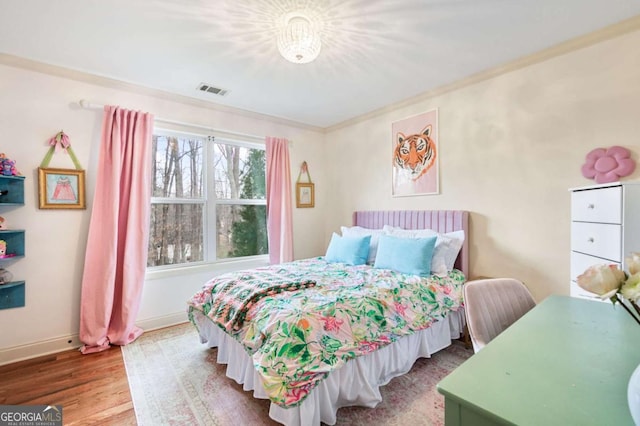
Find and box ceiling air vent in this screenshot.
[196,83,230,97]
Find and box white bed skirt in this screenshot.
[192,310,465,426]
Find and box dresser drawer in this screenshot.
[571,222,621,261]
[570,251,621,282]
[571,186,622,224]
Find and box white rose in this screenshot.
[621,273,640,304]
[626,253,640,275]
[576,264,625,300]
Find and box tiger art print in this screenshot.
[394,125,437,181]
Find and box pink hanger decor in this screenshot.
[48,131,71,153]
[41,131,83,170]
[581,146,635,184]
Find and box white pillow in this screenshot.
[382,225,465,276]
[341,226,384,264]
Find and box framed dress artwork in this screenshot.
[295,161,315,208]
[38,167,86,209]
[296,183,314,208]
[391,109,439,196]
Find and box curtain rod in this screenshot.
[78,99,265,141]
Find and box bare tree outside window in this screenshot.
[148,133,267,268]
[213,143,267,259]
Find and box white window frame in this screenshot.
[148,128,268,273]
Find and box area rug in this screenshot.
[122,322,472,426]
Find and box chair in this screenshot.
[464,278,536,353]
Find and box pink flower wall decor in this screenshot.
[581,146,636,184]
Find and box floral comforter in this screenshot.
[187,257,465,408]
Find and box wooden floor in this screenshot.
[0,346,137,425]
[0,330,471,426]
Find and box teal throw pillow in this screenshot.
[325,233,371,266]
[373,234,437,276]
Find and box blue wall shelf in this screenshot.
[0,175,25,310]
[0,280,25,309]
[0,230,25,258]
[0,175,25,205]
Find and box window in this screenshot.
[148,130,267,268]
[212,141,268,260]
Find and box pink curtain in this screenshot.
[265,137,293,264]
[79,106,153,354]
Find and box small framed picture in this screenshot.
[296,183,314,208]
[38,167,86,209]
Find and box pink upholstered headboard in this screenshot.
[352,210,469,278]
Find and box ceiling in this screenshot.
[1,0,639,128]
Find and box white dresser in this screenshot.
[570,182,640,299]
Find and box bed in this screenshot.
[188,210,469,426]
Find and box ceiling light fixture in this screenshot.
[277,12,321,64]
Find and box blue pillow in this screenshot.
[325,233,371,265]
[373,234,437,276]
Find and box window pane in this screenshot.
[152,135,203,198]
[216,204,268,259]
[148,203,204,266]
[212,143,266,200]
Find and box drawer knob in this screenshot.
[587,203,595,209]
[587,237,595,243]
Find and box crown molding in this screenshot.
[0,53,323,133]
[325,14,640,133]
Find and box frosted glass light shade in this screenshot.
[277,14,321,64]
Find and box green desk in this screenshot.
[437,295,640,425]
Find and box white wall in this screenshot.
[324,29,640,302]
[0,63,327,363]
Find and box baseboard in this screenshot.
[0,312,189,366]
[0,333,82,366]
[136,312,189,332]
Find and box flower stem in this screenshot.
[619,298,640,326]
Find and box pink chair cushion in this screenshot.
[464,278,536,353]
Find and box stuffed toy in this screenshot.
[0,154,18,176]
[1,159,15,176]
[0,268,13,285]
